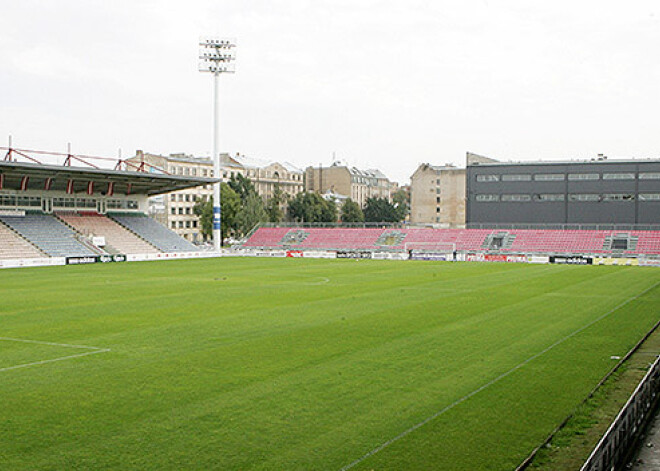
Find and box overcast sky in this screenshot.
[1,1,659,183]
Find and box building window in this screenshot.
[0,195,16,206]
[171,222,176,229]
[170,194,176,202]
[569,194,600,202]
[436,197,441,203]
[639,173,660,180]
[475,194,500,202]
[171,207,176,215]
[639,193,660,201]
[603,173,635,180]
[568,173,599,181]
[502,174,531,182]
[534,173,565,181]
[178,207,184,214]
[476,174,500,182]
[501,194,531,202]
[15,196,43,207]
[602,193,635,201]
[534,194,565,202]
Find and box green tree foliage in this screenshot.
[363,197,403,223]
[340,198,364,223]
[225,173,269,235]
[236,192,269,234]
[228,174,257,203]
[266,183,285,223]
[192,183,241,241]
[392,189,410,221]
[288,192,338,223]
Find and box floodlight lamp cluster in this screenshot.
[199,37,236,48]
[198,36,237,73]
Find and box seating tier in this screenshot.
[56,212,159,254]
[243,227,660,255]
[0,222,44,260]
[110,213,198,253]
[0,214,98,257]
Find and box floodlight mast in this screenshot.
[198,37,236,251]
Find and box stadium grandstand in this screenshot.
[0,146,215,263]
[241,225,660,258]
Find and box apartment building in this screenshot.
[304,164,398,208]
[127,151,304,242]
[410,163,466,227]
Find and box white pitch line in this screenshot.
[0,336,110,373]
[304,276,330,286]
[339,280,660,471]
[0,349,110,373]
[0,336,106,350]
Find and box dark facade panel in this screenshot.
[466,160,660,225]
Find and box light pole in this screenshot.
[198,36,236,251]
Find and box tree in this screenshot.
[341,198,364,223]
[228,173,257,202]
[193,183,240,241]
[392,189,410,221]
[266,183,285,223]
[363,197,402,223]
[236,192,268,234]
[288,192,337,223]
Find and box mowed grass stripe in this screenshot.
[0,259,658,470]
[342,277,660,470]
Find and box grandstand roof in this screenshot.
[0,161,217,196]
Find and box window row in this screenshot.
[171,220,199,229]
[106,200,139,210]
[171,207,194,215]
[52,197,97,208]
[0,195,139,210]
[475,193,660,202]
[476,172,660,182]
[0,195,42,207]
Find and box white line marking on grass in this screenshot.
[0,349,111,373]
[304,276,330,286]
[339,280,660,471]
[0,336,105,350]
[0,337,110,373]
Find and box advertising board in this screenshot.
[336,251,372,259]
[549,256,593,265]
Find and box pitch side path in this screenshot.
[1,259,659,470]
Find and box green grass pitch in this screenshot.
[1,258,659,470]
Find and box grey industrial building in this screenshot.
[466,153,660,226]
